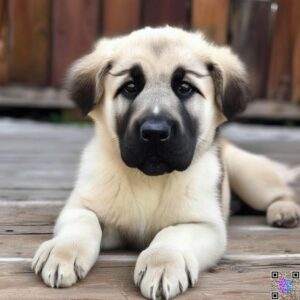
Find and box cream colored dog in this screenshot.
[32,27,300,300]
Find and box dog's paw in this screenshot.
[134,246,198,300]
[267,200,300,228]
[32,237,97,288]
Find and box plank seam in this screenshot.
[1,253,300,263]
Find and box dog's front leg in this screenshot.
[32,197,102,288]
[134,223,226,300]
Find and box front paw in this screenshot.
[32,237,98,288]
[134,246,198,300]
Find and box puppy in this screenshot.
[32,27,300,300]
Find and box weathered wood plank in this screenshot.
[142,0,190,28]
[1,214,300,257]
[102,0,141,36]
[0,189,68,202]
[240,100,300,121]
[191,0,229,44]
[9,0,51,85]
[0,86,73,108]
[227,226,300,256]
[0,204,61,226]
[0,235,50,257]
[0,180,72,190]
[0,206,296,229]
[0,260,297,300]
[51,0,99,86]
[0,0,8,84]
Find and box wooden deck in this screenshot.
[0,120,300,300]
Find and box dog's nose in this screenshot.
[140,119,171,142]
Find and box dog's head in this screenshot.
[67,27,250,176]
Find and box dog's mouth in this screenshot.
[139,156,173,176]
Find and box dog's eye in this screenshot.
[177,82,194,97]
[175,81,195,99]
[119,81,140,100]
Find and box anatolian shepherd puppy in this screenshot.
[32,27,300,300]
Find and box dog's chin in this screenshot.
[139,160,173,176]
[121,151,193,176]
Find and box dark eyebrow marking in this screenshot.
[172,67,206,99]
[113,64,145,99]
[108,63,142,77]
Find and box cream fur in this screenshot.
[32,27,300,300]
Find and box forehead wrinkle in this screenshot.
[185,70,210,78]
[108,69,131,77]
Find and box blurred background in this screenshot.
[0,0,299,122]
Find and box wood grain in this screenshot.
[191,0,229,44]
[9,0,51,85]
[51,0,99,86]
[240,100,300,121]
[267,0,294,102]
[1,213,300,256]
[230,0,273,98]
[0,86,73,108]
[291,0,300,104]
[0,260,297,299]
[0,0,8,84]
[142,0,190,28]
[102,0,141,36]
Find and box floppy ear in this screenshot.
[66,51,111,116]
[208,47,250,120]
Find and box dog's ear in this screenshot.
[66,45,111,116]
[207,47,250,120]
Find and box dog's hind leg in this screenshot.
[223,141,300,227]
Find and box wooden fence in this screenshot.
[0,0,300,115]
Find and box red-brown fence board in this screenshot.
[51,0,99,87]
[267,0,293,102]
[103,0,141,36]
[1,0,300,115]
[230,0,273,98]
[0,0,8,84]
[192,0,229,44]
[9,0,51,86]
[291,0,300,104]
[293,32,300,104]
[142,0,190,28]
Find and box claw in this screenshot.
[33,246,54,276]
[156,273,164,299]
[185,266,193,287]
[32,257,39,274]
[178,281,183,294]
[54,265,59,288]
[137,265,147,287]
[74,260,85,280]
[150,284,154,300]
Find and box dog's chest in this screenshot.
[81,151,221,244]
[83,174,177,230]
